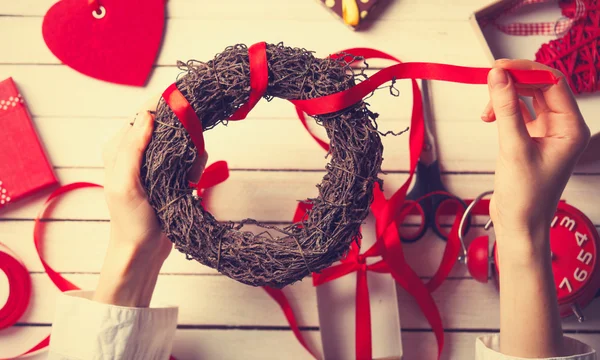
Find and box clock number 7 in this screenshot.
[559,277,573,293]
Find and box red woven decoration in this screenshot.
[535,0,600,94]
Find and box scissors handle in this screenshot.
[430,194,471,241]
[400,161,471,242]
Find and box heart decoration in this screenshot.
[535,0,600,94]
[42,0,165,87]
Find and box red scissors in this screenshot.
[400,80,471,242]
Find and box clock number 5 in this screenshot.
[577,249,593,265]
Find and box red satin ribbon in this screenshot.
[162,41,268,170]
[3,162,228,359]
[263,286,319,359]
[228,42,269,120]
[0,245,31,336]
[290,61,558,116]
[162,83,206,156]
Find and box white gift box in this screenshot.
[315,214,403,360]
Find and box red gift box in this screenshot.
[0,78,57,209]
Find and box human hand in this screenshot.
[95,97,207,307]
[481,59,590,255]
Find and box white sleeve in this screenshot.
[476,334,596,360]
[48,290,178,360]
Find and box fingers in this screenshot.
[482,89,546,123]
[188,151,209,184]
[488,67,530,148]
[102,122,132,178]
[519,99,534,123]
[481,100,495,122]
[531,89,550,115]
[493,59,581,116]
[113,111,155,185]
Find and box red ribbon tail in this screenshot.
[426,210,463,293]
[263,286,318,359]
[355,268,372,360]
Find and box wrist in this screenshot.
[93,241,166,307]
[495,228,551,269]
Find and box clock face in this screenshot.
[550,203,599,301]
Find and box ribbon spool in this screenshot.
[0,244,31,331]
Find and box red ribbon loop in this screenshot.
[229,42,269,120]
[162,83,206,155]
[0,245,31,331]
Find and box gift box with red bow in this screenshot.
[0,78,57,209]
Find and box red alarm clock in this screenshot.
[459,191,600,322]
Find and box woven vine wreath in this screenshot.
[141,43,384,288]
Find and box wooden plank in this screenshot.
[0,17,487,66]
[9,274,600,331]
[0,217,484,277]
[1,327,598,360]
[36,116,505,172]
[32,115,600,173]
[5,65,599,147]
[2,170,600,224]
[16,274,319,327]
[1,66,494,121]
[0,0,495,21]
[401,331,600,360]
[0,326,323,360]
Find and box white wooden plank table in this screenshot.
[1,1,600,359]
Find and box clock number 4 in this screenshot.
[576,232,588,247]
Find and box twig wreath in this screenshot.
[141,43,385,288]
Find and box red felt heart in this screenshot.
[42,0,165,86]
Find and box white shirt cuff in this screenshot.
[48,290,178,360]
[476,334,596,360]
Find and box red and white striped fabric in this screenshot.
[485,0,586,36]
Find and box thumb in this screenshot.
[488,67,530,149]
[114,111,154,185]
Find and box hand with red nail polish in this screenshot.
[482,59,591,358]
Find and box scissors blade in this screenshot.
[419,80,438,166]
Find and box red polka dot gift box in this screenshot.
[0,77,57,210]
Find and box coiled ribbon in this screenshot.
[2,161,229,359]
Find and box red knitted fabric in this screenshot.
[535,0,600,94]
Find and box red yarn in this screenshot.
[535,0,600,94]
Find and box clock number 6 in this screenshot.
[577,249,593,265]
[574,268,588,282]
